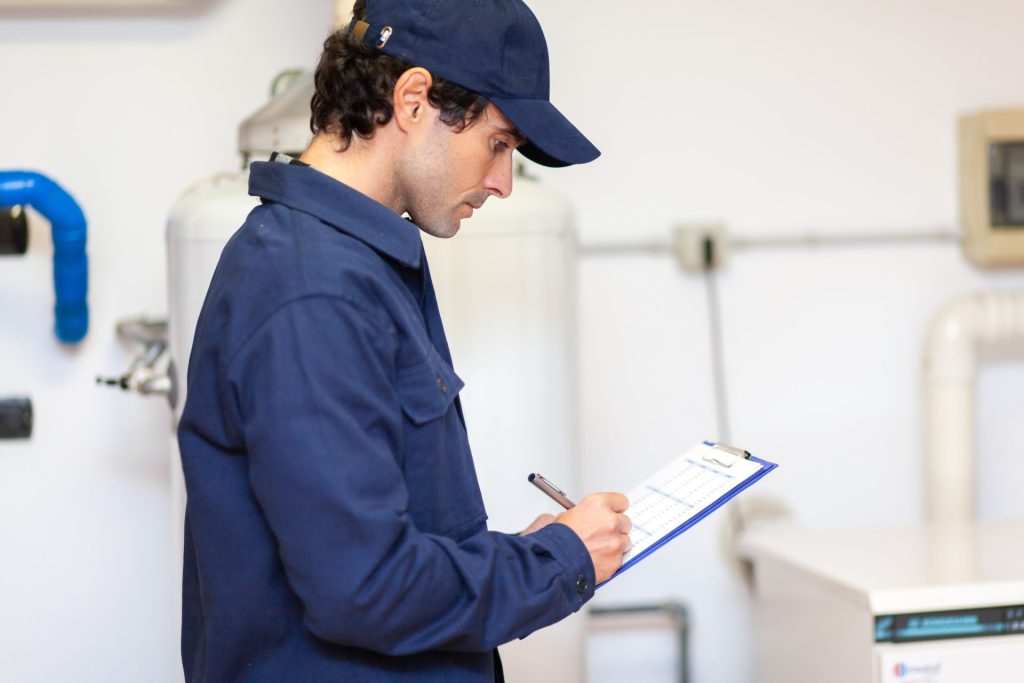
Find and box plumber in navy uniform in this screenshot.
[177,0,633,680]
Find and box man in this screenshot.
[177,0,631,680]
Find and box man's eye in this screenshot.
[493,139,509,151]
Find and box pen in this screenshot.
[528,473,576,509]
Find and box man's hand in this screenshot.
[519,513,557,536]
[555,492,631,585]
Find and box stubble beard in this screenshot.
[397,126,462,239]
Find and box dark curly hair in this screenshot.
[310,0,490,150]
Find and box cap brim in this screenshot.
[489,97,600,168]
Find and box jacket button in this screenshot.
[575,576,589,594]
[436,377,448,394]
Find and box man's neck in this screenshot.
[298,131,405,215]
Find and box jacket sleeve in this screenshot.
[226,295,595,656]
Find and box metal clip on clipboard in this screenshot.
[702,441,751,468]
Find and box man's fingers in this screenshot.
[604,492,629,512]
[618,513,632,534]
[579,491,630,512]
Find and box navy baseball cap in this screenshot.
[347,0,600,168]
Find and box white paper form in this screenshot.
[621,442,763,565]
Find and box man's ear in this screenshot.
[393,67,434,134]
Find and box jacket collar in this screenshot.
[248,160,423,269]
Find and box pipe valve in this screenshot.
[96,317,176,407]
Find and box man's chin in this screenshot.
[418,220,461,240]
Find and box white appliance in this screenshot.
[740,522,1024,683]
[166,171,258,600]
[422,177,582,681]
[421,177,578,535]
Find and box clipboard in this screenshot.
[604,440,778,584]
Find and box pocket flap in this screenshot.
[396,348,465,426]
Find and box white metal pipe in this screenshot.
[922,291,1024,527]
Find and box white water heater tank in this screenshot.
[165,171,260,641]
[423,174,582,682]
[165,167,582,681]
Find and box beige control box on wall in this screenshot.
[960,108,1024,267]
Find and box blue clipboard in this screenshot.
[601,440,778,585]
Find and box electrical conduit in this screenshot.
[0,171,88,343]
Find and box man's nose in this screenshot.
[484,154,513,199]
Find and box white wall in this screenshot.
[0,2,333,681]
[3,1,1024,682]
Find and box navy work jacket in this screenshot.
[177,158,595,682]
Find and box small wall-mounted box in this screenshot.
[960,108,1024,268]
[0,398,32,440]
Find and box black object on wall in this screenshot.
[0,205,29,255]
[0,398,33,439]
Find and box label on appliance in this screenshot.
[881,658,943,683]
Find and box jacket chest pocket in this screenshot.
[395,346,464,425]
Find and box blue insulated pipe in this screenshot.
[0,171,88,343]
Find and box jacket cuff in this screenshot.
[528,522,596,610]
